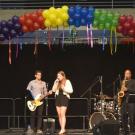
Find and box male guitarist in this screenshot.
[120,69,135,135]
[26,70,51,134]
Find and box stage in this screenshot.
[0,129,135,135]
[0,129,92,135]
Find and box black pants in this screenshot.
[121,97,135,133]
[30,103,44,130]
[128,103,135,132]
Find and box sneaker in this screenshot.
[26,128,34,134]
[37,129,43,134]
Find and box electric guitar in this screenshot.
[27,91,52,111]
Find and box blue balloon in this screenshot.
[86,14,93,24]
[74,13,81,20]
[75,5,82,14]
[7,19,14,29]
[75,20,81,27]
[1,20,7,27]
[0,33,5,41]
[12,16,19,23]
[81,8,88,17]
[68,18,74,25]
[81,18,87,26]
[88,7,95,14]
[68,7,75,17]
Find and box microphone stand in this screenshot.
[24,96,27,131]
[45,83,49,134]
[99,76,104,113]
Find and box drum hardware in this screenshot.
[89,112,116,129]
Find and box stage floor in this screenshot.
[0,129,135,135]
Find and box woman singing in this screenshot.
[51,71,73,134]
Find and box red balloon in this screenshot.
[116,25,123,33]
[36,9,43,16]
[128,29,135,37]
[33,22,40,30]
[29,26,34,32]
[122,30,128,36]
[25,13,31,19]
[119,15,127,25]
[40,23,45,29]
[127,15,133,23]
[19,15,26,25]
[26,19,33,27]
[123,22,131,31]
[131,19,135,28]
[31,13,38,22]
[37,16,44,25]
[22,25,29,32]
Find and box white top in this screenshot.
[52,79,73,99]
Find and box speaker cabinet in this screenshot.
[93,120,120,135]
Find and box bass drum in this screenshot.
[89,112,116,129]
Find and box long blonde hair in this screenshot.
[57,71,67,89]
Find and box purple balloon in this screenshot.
[0,34,5,41]
[10,29,17,38]
[18,31,24,36]
[1,20,7,27]
[14,23,22,32]
[2,27,9,36]
[12,16,19,23]
[7,20,14,29]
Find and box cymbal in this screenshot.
[95,94,113,100]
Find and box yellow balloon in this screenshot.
[56,8,62,16]
[56,18,63,26]
[49,7,56,13]
[63,22,69,27]
[61,13,69,21]
[62,5,69,13]
[44,20,51,27]
[51,22,57,28]
[42,10,49,18]
[49,14,57,22]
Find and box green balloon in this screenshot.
[101,9,107,15]
[112,19,118,26]
[93,20,98,28]
[94,9,101,18]
[105,22,111,30]
[99,15,106,24]
[113,12,120,19]
[107,13,113,20]
[98,23,104,30]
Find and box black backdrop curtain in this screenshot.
[0,44,135,129]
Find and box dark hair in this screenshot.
[35,70,42,75]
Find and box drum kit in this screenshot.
[89,93,119,129]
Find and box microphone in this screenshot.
[55,78,59,83]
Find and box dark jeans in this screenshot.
[128,103,135,132]
[30,103,44,130]
[121,98,128,133]
[121,97,135,133]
